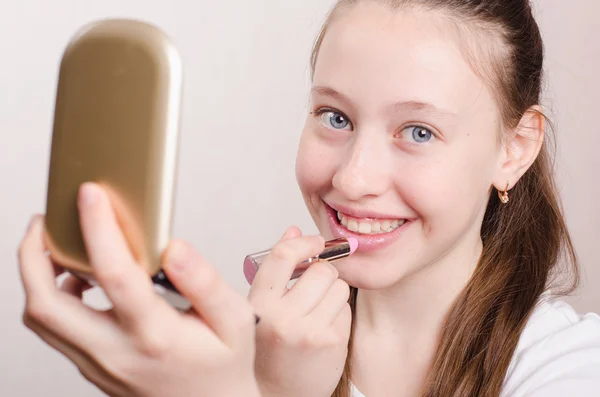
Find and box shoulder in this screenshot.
[501,293,600,397]
[350,384,365,397]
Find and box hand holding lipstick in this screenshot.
[247,226,353,397]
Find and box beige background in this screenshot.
[1,0,598,395]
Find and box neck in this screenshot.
[350,234,483,396]
[354,233,482,351]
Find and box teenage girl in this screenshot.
[18,1,600,396]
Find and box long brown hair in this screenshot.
[309,1,580,396]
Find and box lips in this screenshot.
[324,202,411,253]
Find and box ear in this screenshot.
[493,105,545,192]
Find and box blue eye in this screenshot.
[318,110,352,130]
[404,126,434,143]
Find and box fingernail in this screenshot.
[165,241,189,272]
[79,183,99,206]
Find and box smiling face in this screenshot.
[295,3,507,289]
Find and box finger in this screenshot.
[280,226,302,241]
[280,262,339,314]
[249,234,325,301]
[18,215,59,301]
[18,216,85,305]
[77,182,163,327]
[243,226,302,287]
[332,302,353,342]
[163,240,256,348]
[19,216,118,351]
[305,278,350,325]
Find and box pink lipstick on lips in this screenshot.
[243,237,359,285]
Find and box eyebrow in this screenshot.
[311,85,458,119]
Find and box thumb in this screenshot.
[280,226,302,241]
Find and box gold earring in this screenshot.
[498,181,510,204]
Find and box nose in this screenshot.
[332,132,391,201]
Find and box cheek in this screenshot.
[397,145,496,223]
[295,131,336,195]
[398,161,457,217]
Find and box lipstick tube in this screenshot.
[243,237,358,284]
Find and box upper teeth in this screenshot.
[337,211,406,234]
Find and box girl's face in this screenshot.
[295,3,507,289]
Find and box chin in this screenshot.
[333,255,407,290]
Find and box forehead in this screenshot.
[313,3,497,116]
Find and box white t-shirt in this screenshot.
[351,294,600,396]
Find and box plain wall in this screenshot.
[1,1,597,395]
